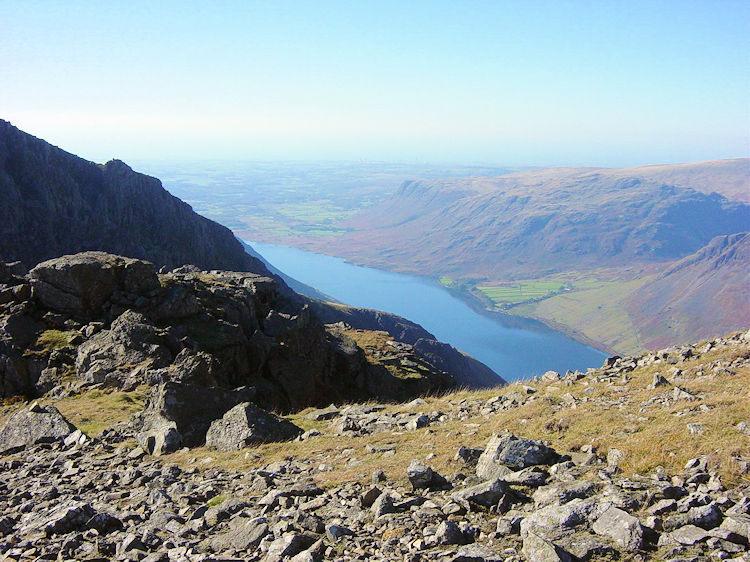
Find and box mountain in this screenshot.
[0,119,269,274]
[316,162,749,279]
[0,120,504,399]
[625,232,750,350]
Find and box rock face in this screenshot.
[29,252,160,316]
[205,402,303,452]
[0,119,270,274]
[0,402,76,453]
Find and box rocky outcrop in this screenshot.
[205,402,303,452]
[133,382,258,453]
[1,252,465,409]
[0,120,270,275]
[29,252,161,316]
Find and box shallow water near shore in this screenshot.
[249,241,607,382]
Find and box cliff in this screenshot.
[0,120,268,274]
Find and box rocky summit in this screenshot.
[0,324,748,561]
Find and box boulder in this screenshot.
[476,433,559,479]
[407,460,449,491]
[522,531,572,562]
[0,402,77,454]
[133,382,256,449]
[532,480,598,507]
[29,252,159,316]
[205,402,302,451]
[136,422,182,456]
[452,478,510,508]
[520,498,600,542]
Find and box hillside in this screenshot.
[316,162,749,279]
[625,233,750,350]
[1,330,748,560]
[288,160,749,354]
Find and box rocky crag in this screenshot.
[1,251,503,416]
[0,329,748,561]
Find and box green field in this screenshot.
[477,280,568,306]
[438,276,456,288]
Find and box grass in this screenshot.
[206,494,228,507]
[477,280,568,306]
[0,387,148,437]
[36,330,75,350]
[158,337,749,490]
[514,276,651,355]
[439,276,456,288]
[53,388,148,436]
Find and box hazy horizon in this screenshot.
[2,1,748,167]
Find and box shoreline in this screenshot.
[245,237,614,359]
[435,281,618,357]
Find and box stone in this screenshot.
[520,498,599,541]
[137,422,182,456]
[325,524,354,541]
[452,478,510,508]
[668,524,711,545]
[687,502,723,530]
[361,486,382,508]
[607,447,626,469]
[0,403,76,454]
[436,520,466,545]
[720,515,750,542]
[35,502,96,536]
[591,505,644,551]
[450,544,504,562]
[532,480,597,507]
[406,460,447,490]
[455,445,483,465]
[476,433,558,479]
[264,532,315,560]
[371,492,396,518]
[205,402,302,451]
[522,531,572,562]
[211,517,269,551]
[503,466,549,486]
[132,381,256,448]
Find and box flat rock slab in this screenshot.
[0,403,77,454]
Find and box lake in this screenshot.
[249,241,608,382]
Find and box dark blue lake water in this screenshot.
[249,241,607,382]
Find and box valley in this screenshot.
[149,159,749,356]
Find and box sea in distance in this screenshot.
[249,241,608,382]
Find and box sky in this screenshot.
[1,1,748,167]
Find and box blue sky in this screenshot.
[1,1,748,166]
